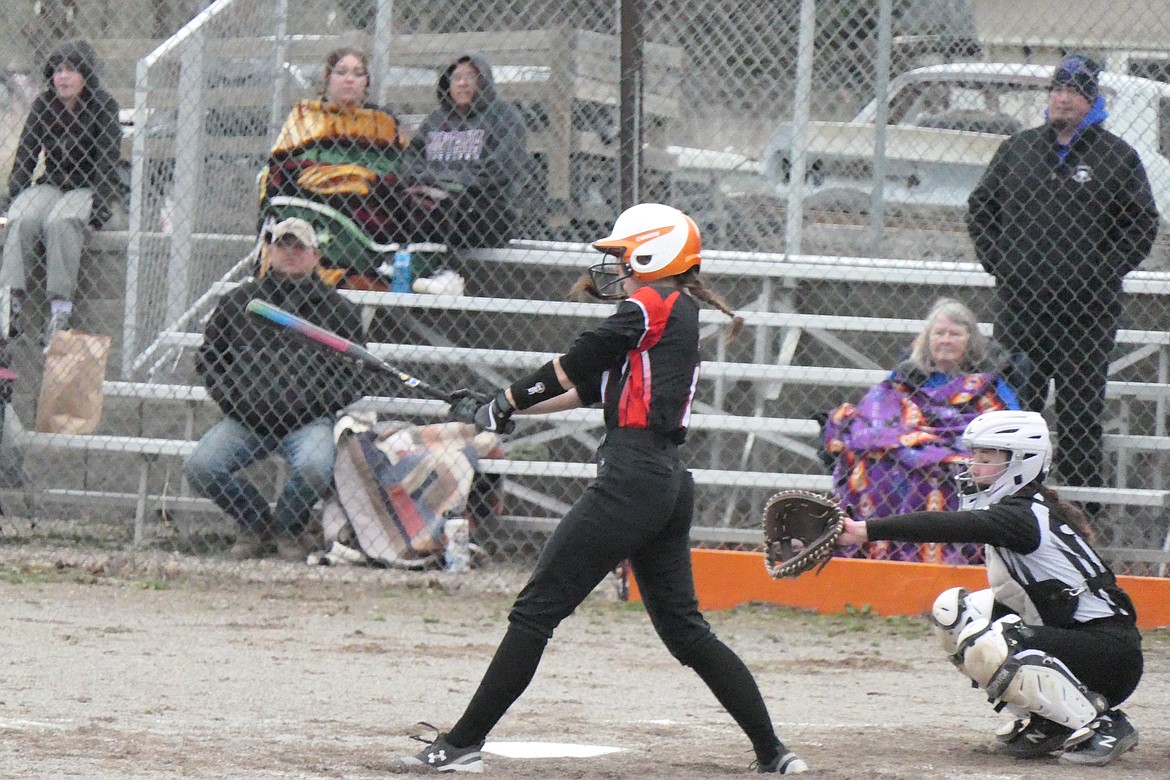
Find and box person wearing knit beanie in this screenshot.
[1049,55,1101,102]
[968,50,1159,502]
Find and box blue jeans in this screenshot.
[183,416,335,537]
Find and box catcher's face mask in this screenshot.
[587,249,633,300]
[955,448,1011,510]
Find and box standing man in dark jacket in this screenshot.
[404,52,528,249]
[966,55,1159,496]
[184,218,366,561]
[0,38,122,347]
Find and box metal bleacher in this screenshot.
[11,241,1170,571]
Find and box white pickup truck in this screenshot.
[763,62,1170,225]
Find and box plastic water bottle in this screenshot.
[391,248,413,293]
[444,517,471,572]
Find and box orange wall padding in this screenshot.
[626,550,1170,629]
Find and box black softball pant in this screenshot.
[447,429,785,761]
[511,429,708,646]
[1020,617,1143,707]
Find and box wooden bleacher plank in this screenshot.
[352,342,1170,402]
[493,518,1170,564]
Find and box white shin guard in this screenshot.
[956,616,1104,729]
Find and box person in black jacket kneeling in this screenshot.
[184,218,365,562]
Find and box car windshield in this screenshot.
[884,78,1086,135]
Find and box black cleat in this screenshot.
[1061,709,1138,766]
[991,715,1073,758]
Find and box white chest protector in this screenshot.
[986,496,1129,625]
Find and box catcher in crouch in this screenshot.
[398,203,808,774]
[836,410,1141,767]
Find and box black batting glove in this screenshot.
[474,389,515,434]
[448,388,488,424]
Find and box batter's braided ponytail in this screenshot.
[678,268,744,342]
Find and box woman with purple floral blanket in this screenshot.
[822,298,1020,564]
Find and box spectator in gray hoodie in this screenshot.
[404,53,527,249]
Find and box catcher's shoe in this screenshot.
[397,724,484,773]
[754,750,809,774]
[990,715,1073,758]
[1060,710,1138,766]
[994,717,1028,745]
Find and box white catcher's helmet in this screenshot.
[955,410,1052,510]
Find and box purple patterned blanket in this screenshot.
[822,371,1012,564]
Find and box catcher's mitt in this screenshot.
[762,490,847,579]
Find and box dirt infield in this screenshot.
[0,563,1167,779]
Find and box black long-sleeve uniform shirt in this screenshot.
[559,283,700,445]
[866,490,1135,626]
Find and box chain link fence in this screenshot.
[1,0,1170,582]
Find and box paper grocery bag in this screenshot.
[35,330,111,434]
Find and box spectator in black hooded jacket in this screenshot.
[0,38,122,348]
[966,55,1159,498]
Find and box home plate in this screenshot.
[483,741,626,759]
